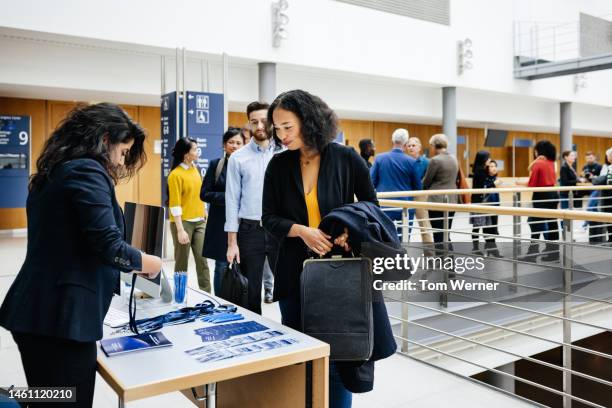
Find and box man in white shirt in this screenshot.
[225,101,282,313]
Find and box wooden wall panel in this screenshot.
[228,111,247,128]
[338,119,373,150]
[137,106,162,206]
[575,135,611,173]
[46,100,78,137]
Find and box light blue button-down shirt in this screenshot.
[224,139,281,232]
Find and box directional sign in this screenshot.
[0,115,31,208]
[161,91,225,199]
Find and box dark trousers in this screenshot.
[12,332,97,408]
[529,191,560,241]
[428,210,455,243]
[278,296,352,408]
[472,214,499,247]
[238,219,278,314]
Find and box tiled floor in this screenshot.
[0,228,539,407]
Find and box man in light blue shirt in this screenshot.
[225,101,282,314]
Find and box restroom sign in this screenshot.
[196,95,209,109]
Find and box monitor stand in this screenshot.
[159,268,173,303]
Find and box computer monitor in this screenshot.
[121,202,171,301]
[485,129,508,147]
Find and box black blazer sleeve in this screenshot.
[200,158,226,206]
[64,162,142,272]
[350,147,378,205]
[262,155,296,243]
[560,164,577,186]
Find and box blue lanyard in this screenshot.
[127,274,237,334]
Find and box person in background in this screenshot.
[582,151,602,182]
[168,137,211,292]
[225,102,281,313]
[470,151,495,255]
[262,89,380,408]
[241,124,252,145]
[560,150,585,210]
[484,159,502,257]
[358,138,375,168]
[370,129,421,238]
[582,151,603,217]
[201,127,245,295]
[406,137,429,180]
[525,140,560,262]
[406,136,434,248]
[0,103,162,408]
[422,134,459,246]
[593,147,612,242]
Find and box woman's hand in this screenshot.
[137,270,161,280]
[137,253,162,279]
[333,227,351,252]
[298,226,333,256]
[177,230,190,245]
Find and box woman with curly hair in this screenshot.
[525,140,560,262]
[262,89,379,408]
[0,103,162,407]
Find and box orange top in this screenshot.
[304,183,321,228]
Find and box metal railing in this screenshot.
[376,185,612,408]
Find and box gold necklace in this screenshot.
[300,152,318,167]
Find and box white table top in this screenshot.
[97,288,329,402]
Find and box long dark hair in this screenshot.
[30,103,146,190]
[170,137,197,171]
[268,89,338,153]
[473,151,490,172]
[223,127,243,145]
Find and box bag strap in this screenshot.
[215,156,226,183]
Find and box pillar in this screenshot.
[560,102,573,154]
[258,62,277,104]
[442,87,457,155]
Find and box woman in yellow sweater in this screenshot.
[168,137,211,292]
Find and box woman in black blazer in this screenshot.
[262,90,377,408]
[201,127,245,294]
[0,103,162,408]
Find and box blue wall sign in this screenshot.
[186,91,224,177]
[160,91,225,203]
[0,115,31,208]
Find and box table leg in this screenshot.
[118,396,125,408]
[311,356,329,408]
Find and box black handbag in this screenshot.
[301,256,373,361]
[219,261,249,308]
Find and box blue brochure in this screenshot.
[194,321,269,342]
[100,332,172,357]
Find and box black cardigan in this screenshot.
[560,162,578,187]
[262,142,378,300]
[200,156,228,261]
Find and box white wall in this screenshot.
[1,0,612,135]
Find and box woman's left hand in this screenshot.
[334,227,351,252]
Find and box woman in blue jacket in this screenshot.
[0,103,162,408]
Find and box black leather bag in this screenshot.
[301,256,373,361]
[219,261,248,308]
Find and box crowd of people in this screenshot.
[2,94,611,408]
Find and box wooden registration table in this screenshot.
[97,289,329,408]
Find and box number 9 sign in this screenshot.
[19,131,29,145]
